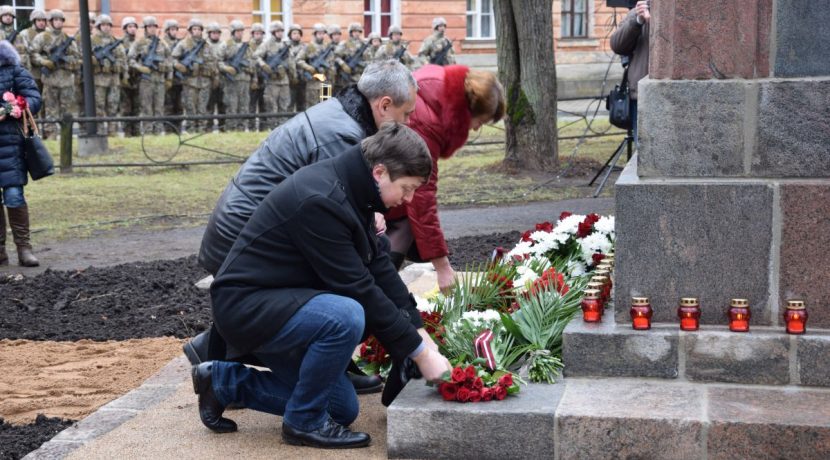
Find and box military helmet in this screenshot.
[88,12,96,22]
[387,25,402,37]
[206,21,221,33]
[0,6,15,18]
[48,9,65,22]
[163,19,179,31]
[121,16,138,29]
[432,17,447,30]
[251,22,265,33]
[229,20,245,32]
[312,22,326,34]
[288,23,302,36]
[29,9,47,21]
[95,14,113,28]
[348,22,363,33]
[188,19,204,31]
[268,21,284,33]
[327,24,341,35]
[142,16,158,28]
[368,32,381,41]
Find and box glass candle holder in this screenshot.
[677,297,701,331]
[581,289,603,322]
[595,268,612,286]
[604,255,615,266]
[586,281,606,304]
[630,297,653,330]
[784,300,808,335]
[728,299,750,332]
[590,275,611,303]
[596,263,613,273]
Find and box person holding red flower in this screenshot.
[0,41,42,267]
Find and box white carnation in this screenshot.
[555,214,586,235]
[507,241,534,258]
[415,295,434,312]
[594,216,616,238]
[567,259,587,276]
[514,264,540,290]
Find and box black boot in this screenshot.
[0,206,7,265]
[346,361,383,394]
[192,362,238,433]
[282,416,371,449]
[6,206,38,267]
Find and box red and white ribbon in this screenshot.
[474,329,496,370]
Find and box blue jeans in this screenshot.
[211,293,365,431]
[0,186,25,208]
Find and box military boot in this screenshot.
[0,206,7,265]
[7,206,39,267]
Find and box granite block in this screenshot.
[142,355,189,387]
[780,185,830,328]
[684,331,790,385]
[774,0,830,77]
[707,386,830,460]
[638,79,747,177]
[754,80,830,177]
[797,335,830,387]
[22,440,82,460]
[556,379,705,459]
[387,381,562,459]
[615,173,774,325]
[650,0,771,79]
[562,316,678,379]
[49,409,136,442]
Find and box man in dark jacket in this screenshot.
[193,123,451,448]
[610,0,650,142]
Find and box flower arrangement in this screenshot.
[0,91,27,121]
[437,361,520,403]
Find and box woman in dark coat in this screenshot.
[0,40,42,266]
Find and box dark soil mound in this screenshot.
[447,231,520,269]
[0,415,74,460]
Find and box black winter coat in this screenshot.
[211,145,424,361]
[0,41,41,188]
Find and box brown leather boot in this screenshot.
[7,205,39,267]
[0,206,7,265]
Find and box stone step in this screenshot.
[562,309,830,387]
[387,377,830,459]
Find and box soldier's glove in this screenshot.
[339,62,351,74]
[259,62,271,73]
[220,64,237,76]
[135,64,151,75]
[41,59,56,70]
[250,81,260,91]
[173,62,187,73]
[164,79,172,90]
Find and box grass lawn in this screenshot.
[28,119,623,242]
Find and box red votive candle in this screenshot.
[590,275,611,303]
[678,297,701,331]
[595,268,612,291]
[581,289,603,322]
[728,299,751,332]
[630,297,652,330]
[784,300,808,335]
[586,282,606,305]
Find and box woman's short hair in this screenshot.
[362,122,432,181]
[358,60,418,107]
[465,69,505,124]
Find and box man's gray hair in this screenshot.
[357,59,418,106]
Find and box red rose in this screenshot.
[535,221,553,233]
[494,385,507,400]
[472,377,484,390]
[521,229,533,242]
[469,390,482,403]
[451,367,466,384]
[498,373,514,388]
[465,365,477,381]
[586,213,601,224]
[15,96,27,110]
[439,383,458,401]
[577,221,593,238]
[457,387,471,402]
[592,253,606,265]
[481,387,493,401]
[559,211,573,221]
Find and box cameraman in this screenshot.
[610,0,650,142]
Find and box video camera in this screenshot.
[606,0,637,8]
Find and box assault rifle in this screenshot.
[339,40,370,81]
[41,35,75,76]
[429,38,453,66]
[174,39,205,80]
[260,44,290,82]
[302,44,334,81]
[392,42,409,62]
[7,19,31,45]
[93,38,124,66]
[222,42,250,81]
[140,35,164,80]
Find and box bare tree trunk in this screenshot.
[495,0,558,170]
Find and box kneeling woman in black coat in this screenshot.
[0,41,41,266]
[196,122,452,449]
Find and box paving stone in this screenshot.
[562,315,678,379]
[707,386,830,459]
[100,385,178,412]
[142,355,190,387]
[387,381,562,459]
[773,0,830,77]
[22,440,83,460]
[684,331,790,385]
[797,334,830,387]
[556,379,705,459]
[49,409,136,443]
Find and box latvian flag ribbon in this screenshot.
[474,329,496,370]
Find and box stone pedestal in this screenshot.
[78,135,109,157]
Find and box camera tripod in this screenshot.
[589,127,634,197]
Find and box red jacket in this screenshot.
[385,64,471,261]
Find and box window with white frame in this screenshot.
[466,0,495,39]
[364,0,399,37]
[561,0,589,38]
[252,0,291,31]
[6,0,43,27]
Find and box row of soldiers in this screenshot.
[2,7,457,136]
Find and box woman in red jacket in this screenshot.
[384,64,505,291]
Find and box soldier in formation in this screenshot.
[21,9,48,95]
[253,21,295,129]
[296,23,333,109]
[334,23,371,87]
[375,25,414,69]
[90,14,127,135]
[120,16,141,135]
[218,20,255,131]
[247,22,266,131]
[419,17,456,66]
[172,19,215,133]
[162,19,183,133]
[286,23,306,112]
[128,16,172,135]
[205,22,225,132]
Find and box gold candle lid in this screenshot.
[680,297,699,306]
[631,297,650,305]
[586,282,604,291]
[730,298,749,307]
[590,275,609,283]
[786,300,806,310]
[584,289,601,299]
[595,269,611,276]
[596,263,613,270]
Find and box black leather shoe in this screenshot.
[183,330,210,365]
[282,417,371,449]
[192,362,238,433]
[348,372,383,394]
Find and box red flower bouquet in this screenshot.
[0,91,27,122]
[437,361,520,403]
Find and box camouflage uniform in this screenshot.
[334,23,372,86]
[120,17,141,136]
[128,16,172,135]
[22,10,49,94]
[366,32,383,63]
[30,10,81,139]
[254,21,295,129]
[375,25,414,69]
[326,24,345,95]
[0,7,26,69]
[0,6,15,39]
[218,21,255,131]
[297,23,335,108]
[247,23,266,131]
[205,22,225,132]
[287,24,306,111]
[162,20,183,133]
[90,15,127,135]
[419,18,456,66]
[172,20,216,133]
